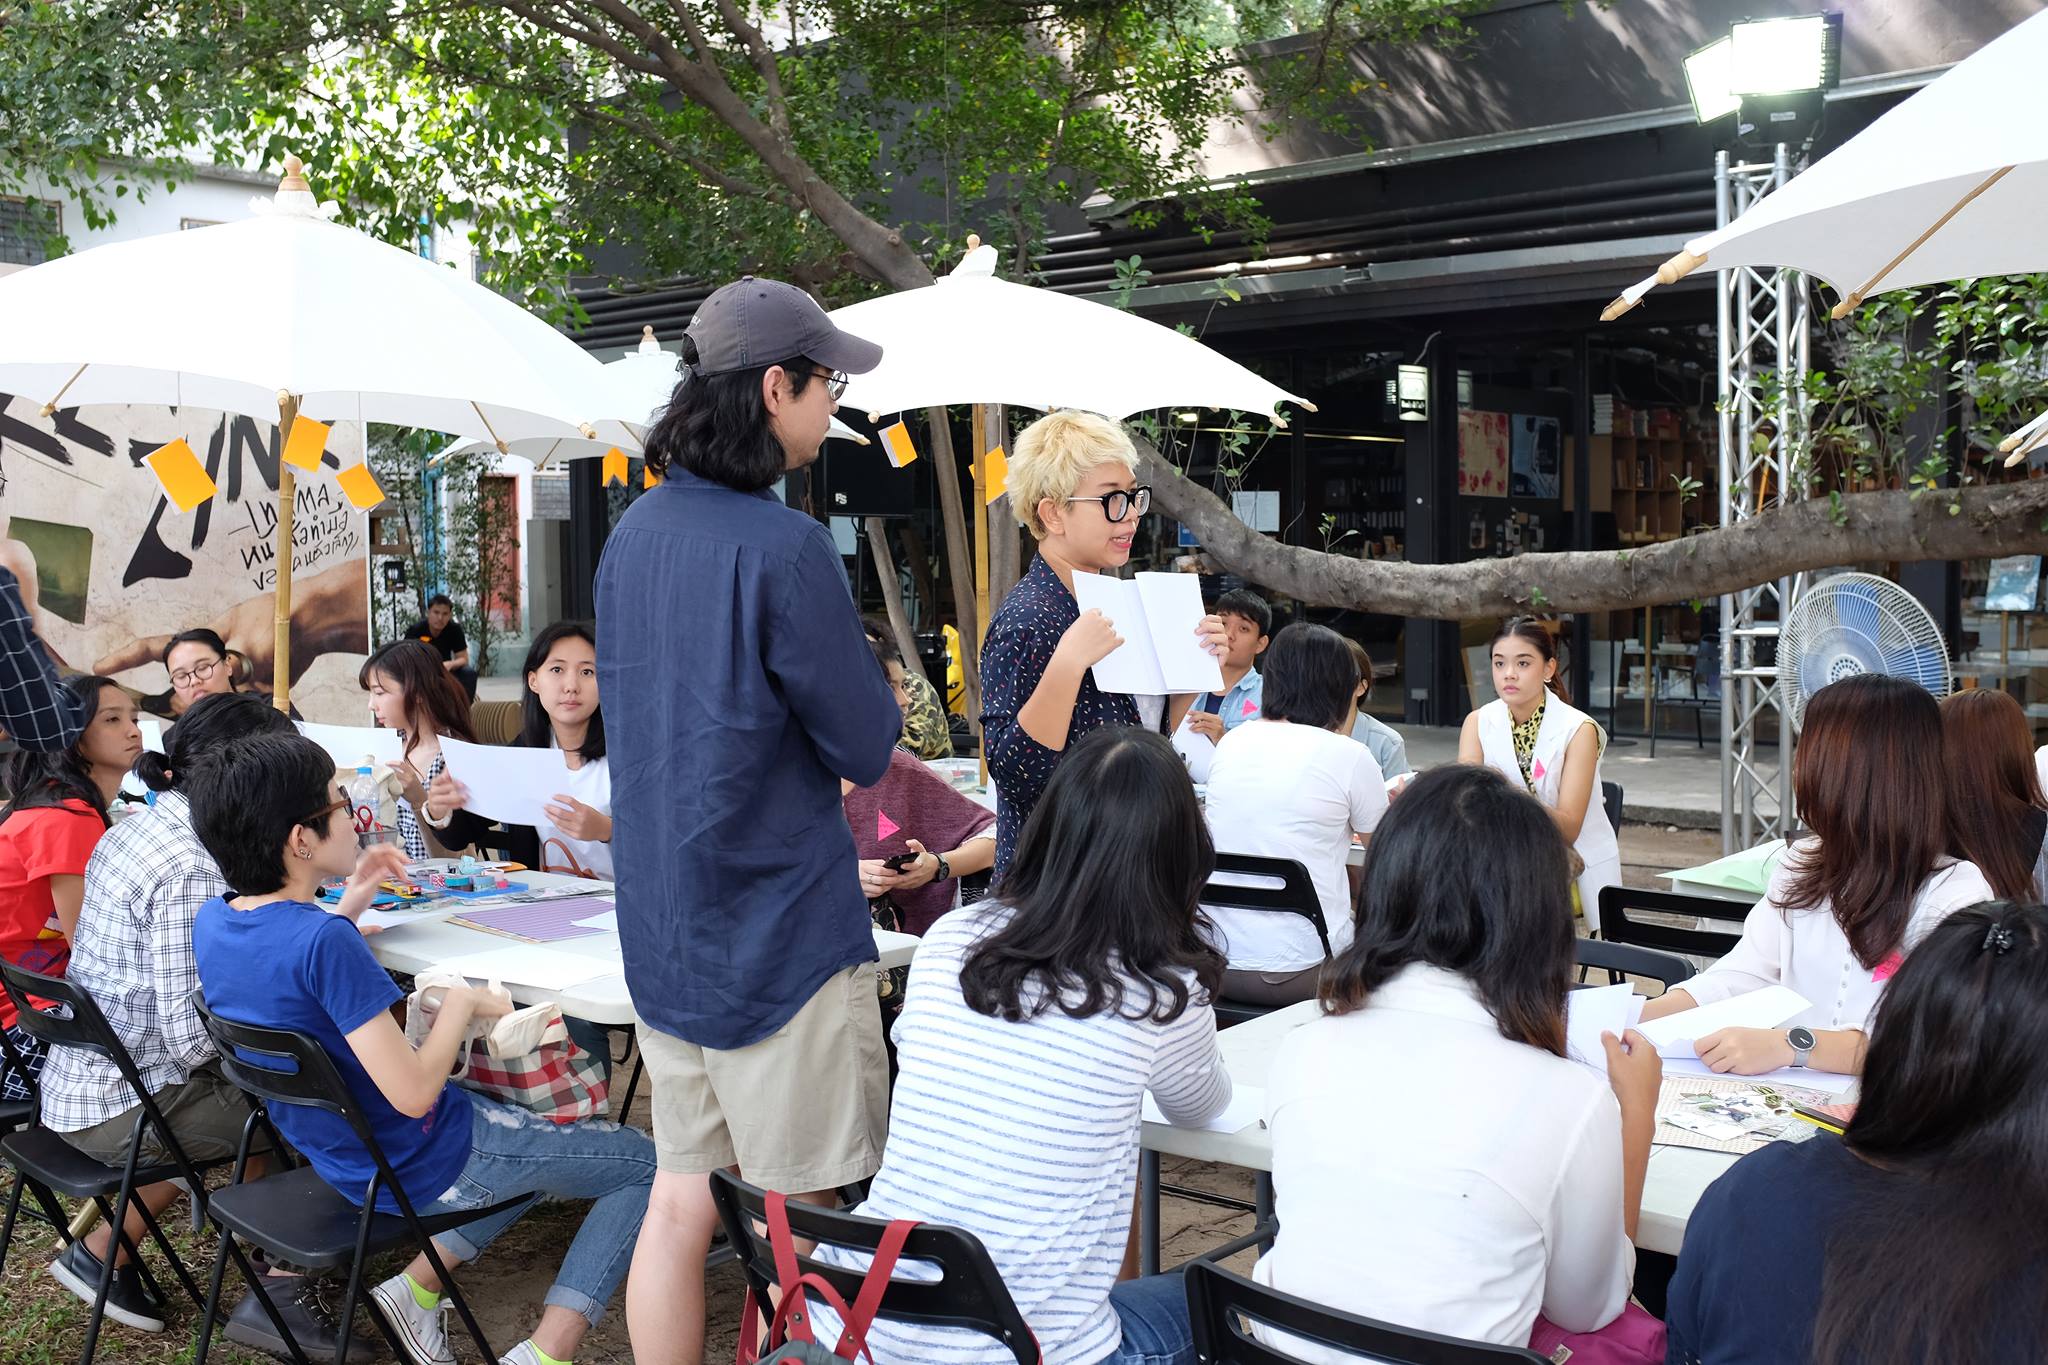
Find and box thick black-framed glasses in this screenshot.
[1067,485,1152,523]
[809,368,849,400]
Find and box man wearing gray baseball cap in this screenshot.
[595,278,901,1363]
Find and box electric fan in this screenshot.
[1774,572,1952,731]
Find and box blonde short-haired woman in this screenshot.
[980,410,1226,878]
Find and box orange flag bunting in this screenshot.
[982,447,1009,504]
[281,415,331,472]
[880,422,919,469]
[603,447,629,486]
[336,463,386,511]
[643,464,662,490]
[145,439,217,512]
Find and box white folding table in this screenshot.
[364,870,920,1026]
[1138,1001,1737,1271]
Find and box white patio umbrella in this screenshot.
[0,157,621,706]
[832,242,1311,421]
[1602,9,2048,329]
[435,326,869,467]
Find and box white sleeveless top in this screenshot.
[1476,695,1621,901]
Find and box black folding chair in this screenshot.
[191,995,527,1365]
[1,962,226,1364]
[1203,854,1328,1029]
[0,1014,73,1271]
[1573,938,1697,992]
[1596,885,1748,960]
[1601,780,1624,832]
[1185,1258,1547,1364]
[710,1170,1038,1364]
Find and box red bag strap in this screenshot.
[541,837,594,878]
[734,1193,920,1364]
[834,1217,915,1359]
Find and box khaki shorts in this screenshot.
[637,962,889,1191]
[61,1064,263,1167]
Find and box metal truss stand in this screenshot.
[1717,145,1810,854]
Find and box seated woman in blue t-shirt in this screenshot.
[190,732,655,1365]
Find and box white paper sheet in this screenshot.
[1657,1055,1858,1095]
[1565,983,1644,1074]
[120,718,166,799]
[1143,1084,1265,1134]
[299,721,404,771]
[571,909,619,931]
[1170,719,1216,783]
[432,943,623,991]
[1638,985,1810,1057]
[1071,570,1223,696]
[437,737,566,829]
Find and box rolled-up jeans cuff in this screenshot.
[435,1227,486,1263]
[545,1285,605,1327]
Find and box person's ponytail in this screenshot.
[135,749,176,793]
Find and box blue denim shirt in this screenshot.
[1195,667,1264,731]
[595,468,899,1048]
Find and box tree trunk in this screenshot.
[927,409,983,726]
[900,521,940,625]
[864,516,926,685]
[1138,438,2048,617]
[988,405,1022,604]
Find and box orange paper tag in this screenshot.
[880,422,919,469]
[281,415,331,472]
[602,447,628,487]
[335,463,385,511]
[982,446,1009,504]
[643,464,662,489]
[145,439,218,512]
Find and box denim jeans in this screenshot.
[418,1096,656,1325]
[1096,1272,1196,1365]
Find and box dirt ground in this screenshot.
[0,821,1722,1362]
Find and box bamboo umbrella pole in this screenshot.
[274,390,300,712]
[972,402,992,787]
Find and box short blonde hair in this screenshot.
[1008,410,1138,539]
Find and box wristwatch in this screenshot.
[1787,1026,1816,1068]
[933,852,952,882]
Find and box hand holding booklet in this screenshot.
[1071,570,1224,696]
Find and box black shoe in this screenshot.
[226,1276,379,1363]
[46,1238,168,1332]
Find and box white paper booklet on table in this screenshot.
[438,737,566,829]
[1071,570,1225,696]
[1637,984,1809,1057]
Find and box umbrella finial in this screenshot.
[638,325,661,355]
[279,155,310,194]
[966,233,980,251]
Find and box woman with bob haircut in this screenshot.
[814,728,1231,1365]
[1642,675,1994,1076]
[1666,901,2048,1364]
[1255,763,1660,1359]
[1938,688,2047,901]
[1202,623,1389,1004]
[358,638,491,860]
[1459,616,1620,912]
[979,410,1225,879]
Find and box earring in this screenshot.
[295,846,313,861]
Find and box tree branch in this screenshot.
[706,0,792,141]
[1139,439,2048,617]
[493,0,669,77]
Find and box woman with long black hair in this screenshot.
[815,727,1231,1365]
[1666,901,2048,1364]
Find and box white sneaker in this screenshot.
[369,1273,453,1365]
[499,1342,563,1365]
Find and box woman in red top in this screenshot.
[0,674,141,1100]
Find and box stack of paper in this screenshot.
[299,721,404,771]
[1071,571,1224,696]
[1636,985,1809,1058]
[1564,983,1648,1075]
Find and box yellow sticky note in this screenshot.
[982,446,1009,504]
[643,464,662,489]
[880,422,919,469]
[335,462,385,511]
[145,439,217,512]
[602,447,628,487]
[281,415,331,472]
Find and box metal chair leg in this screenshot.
[1139,1149,1161,1276]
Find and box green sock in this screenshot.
[403,1272,442,1311]
[524,1342,570,1365]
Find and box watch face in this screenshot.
[1788,1027,1816,1050]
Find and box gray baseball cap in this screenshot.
[683,276,883,377]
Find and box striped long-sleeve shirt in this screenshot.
[815,902,1230,1364]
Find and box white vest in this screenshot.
[1476,695,1621,905]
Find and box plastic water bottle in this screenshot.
[348,762,381,840]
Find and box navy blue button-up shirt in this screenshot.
[980,555,1140,879]
[596,468,899,1049]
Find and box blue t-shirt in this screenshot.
[192,897,472,1212]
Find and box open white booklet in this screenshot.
[1071,570,1224,696]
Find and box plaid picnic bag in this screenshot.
[735,1191,916,1365]
[405,977,610,1124]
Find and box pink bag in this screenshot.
[1528,1302,1666,1364]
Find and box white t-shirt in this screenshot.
[1201,719,1388,971]
[1684,842,1995,1033]
[1256,964,1632,1358]
[535,750,612,880]
[813,904,1230,1364]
